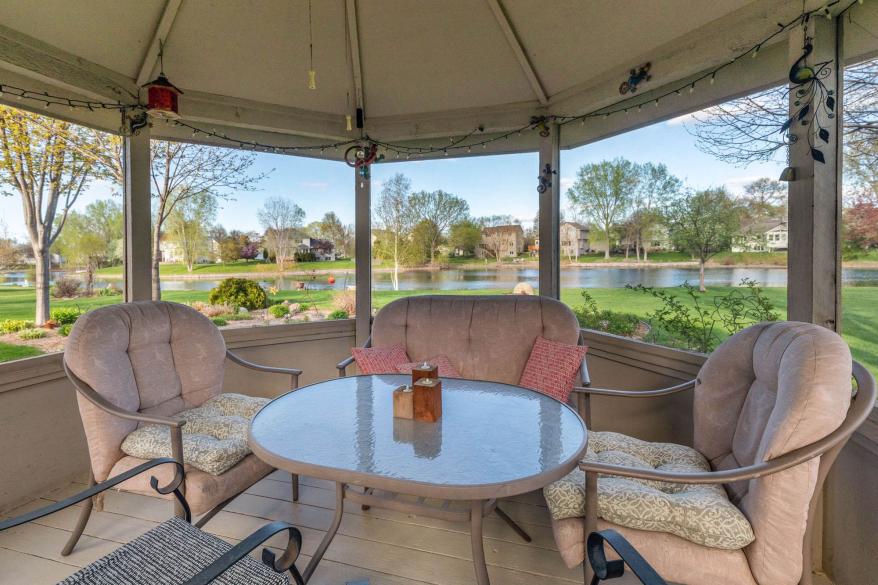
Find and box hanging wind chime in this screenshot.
[143,40,183,119]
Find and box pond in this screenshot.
[4,266,878,291]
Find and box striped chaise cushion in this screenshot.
[58,517,290,585]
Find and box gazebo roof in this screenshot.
[0,0,873,159]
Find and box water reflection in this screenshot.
[5,266,878,292]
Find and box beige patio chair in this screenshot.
[547,321,876,585]
[61,301,303,556]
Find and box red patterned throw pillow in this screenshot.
[396,355,461,378]
[519,336,588,402]
[352,343,410,374]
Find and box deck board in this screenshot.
[0,475,838,585]
[0,475,581,585]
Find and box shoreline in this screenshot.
[11,259,878,281]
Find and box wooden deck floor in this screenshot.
[0,471,838,585]
[0,471,590,585]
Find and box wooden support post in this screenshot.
[538,121,560,299]
[123,119,152,302]
[787,17,843,330]
[355,167,372,346]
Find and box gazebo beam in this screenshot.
[135,0,183,87]
[345,0,365,114]
[123,117,153,302]
[538,121,560,299]
[485,0,548,106]
[786,16,843,330]
[354,167,371,346]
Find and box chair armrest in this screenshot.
[226,350,302,390]
[64,361,184,428]
[579,414,854,486]
[336,335,371,377]
[0,458,188,533]
[572,379,696,399]
[183,520,304,585]
[588,529,667,585]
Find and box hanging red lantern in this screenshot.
[144,73,182,119]
[327,275,336,285]
[143,40,182,119]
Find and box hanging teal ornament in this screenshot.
[782,23,834,164]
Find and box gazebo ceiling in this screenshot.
[0,0,872,158]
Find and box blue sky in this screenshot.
[0,115,784,240]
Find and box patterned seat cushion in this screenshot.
[544,431,755,550]
[121,393,269,476]
[59,516,289,584]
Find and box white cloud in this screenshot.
[723,175,764,196]
[666,109,719,126]
[666,112,698,126]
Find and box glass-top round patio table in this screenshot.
[249,374,588,585]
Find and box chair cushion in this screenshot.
[352,343,410,374]
[65,301,227,482]
[519,336,588,402]
[110,453,273,517]
[396,355,461,378]
[544,432,755,550]
[550,516,757,585]
[58,516,290,584]
[693,321,853,585]
[121,393,269,475]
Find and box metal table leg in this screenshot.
[470,500,490,585]
[302,482,345,583]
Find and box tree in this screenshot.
[566,158,639,258]
[0,107,100,323]
[409,190,469,265]
[258,196,305,269]
[0,221,19,270]
[685,59,878,171]
[374,173,416,290]
[149,142,267,298]
[52,213,106,294]
[316,212,354,258]
[741,178,786,220]
[844,198,878,250]
[165,192,217,271]
[448,219,482,256]
[663,188,741,292]
[632,163,681,260]
[409,219,437,264]
[240,240,260,261]
[52,199,123,293]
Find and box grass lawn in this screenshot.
[0,341,43,361]
[2,284,877,376]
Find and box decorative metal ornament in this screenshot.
[345,142,383,178]
[619,63,651,95]
[537,163,556,194]
[783,31,834,164]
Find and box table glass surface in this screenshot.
[249,375,587,489]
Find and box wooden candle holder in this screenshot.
[393,386,414,419]
[413,378,442,422]
[411,361,438,385]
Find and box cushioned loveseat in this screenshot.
[337,294,589,390]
